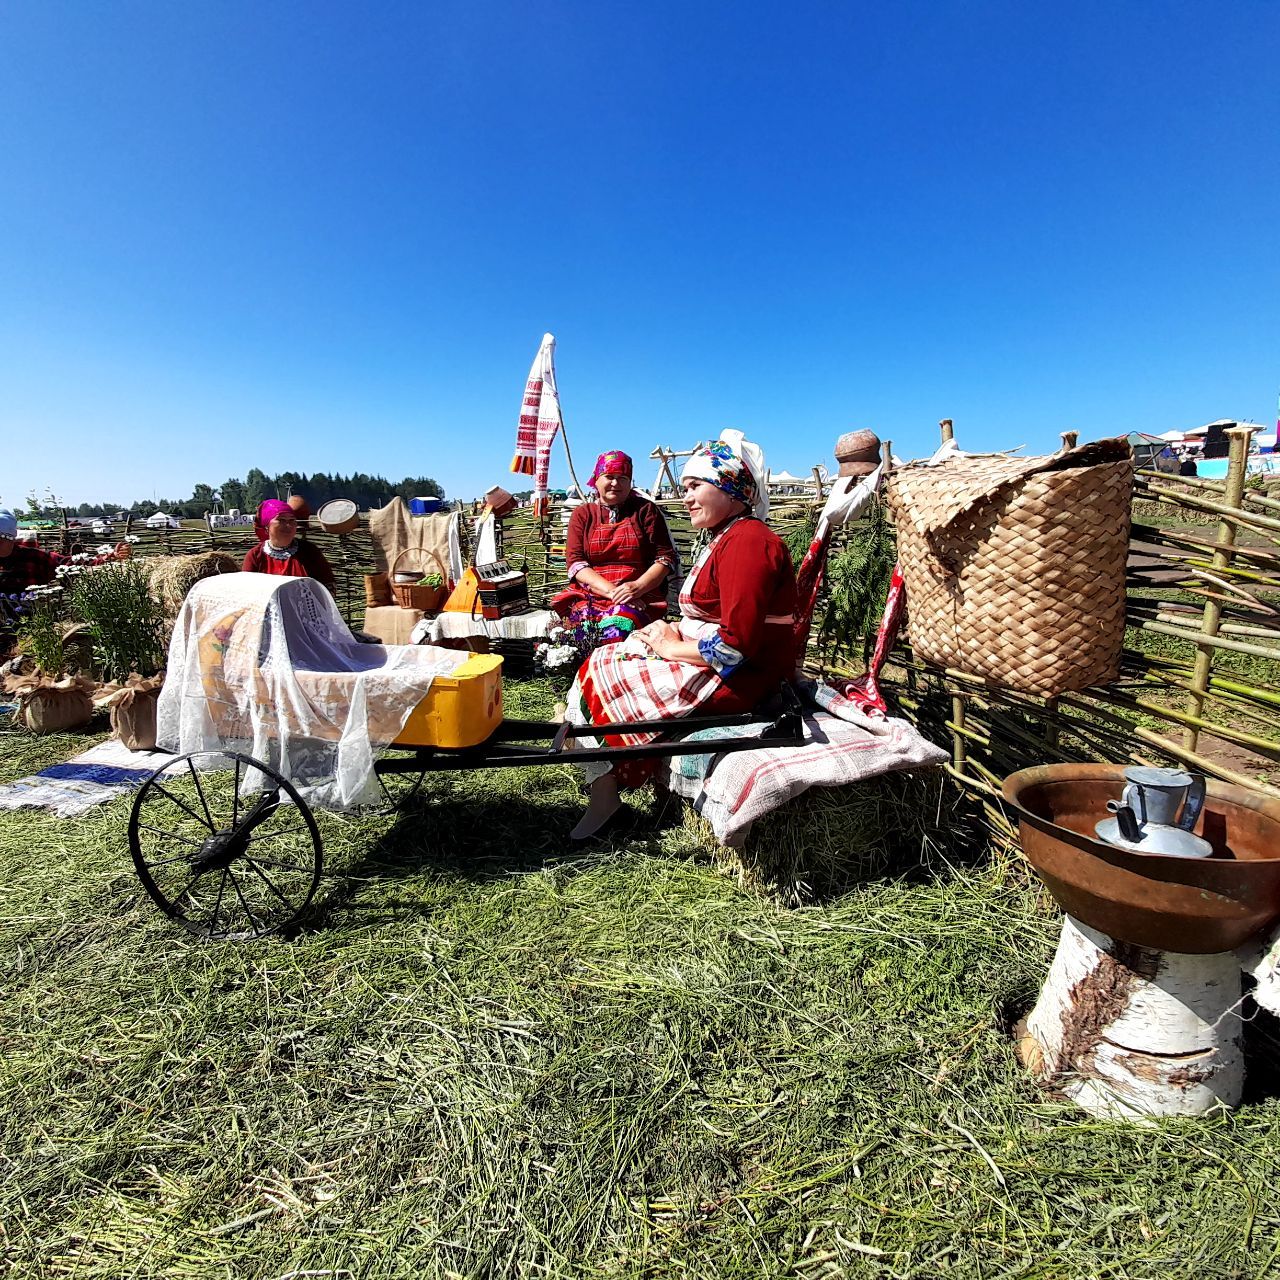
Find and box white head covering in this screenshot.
[679,430,770,521]
[0,509,17,539]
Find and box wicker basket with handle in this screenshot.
[390,547,449,612]
[884,437,1133,698]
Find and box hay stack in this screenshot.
[684,770,961,906]
[148,552,240,615]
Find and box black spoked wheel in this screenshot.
[128,751,323,940]
[376,764,428,814]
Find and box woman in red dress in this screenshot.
[566,431,797,839]
[551,450,678,644]
[241,499,337,594]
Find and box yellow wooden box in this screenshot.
[393,652,504,748]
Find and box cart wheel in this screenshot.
[376,766,428,814]
[128,751,323,940]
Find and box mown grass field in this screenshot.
[3,681,1279,1279]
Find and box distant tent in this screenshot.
[1124,432,1179,474]
[146,512,181,529]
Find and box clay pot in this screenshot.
[835,429,882,477]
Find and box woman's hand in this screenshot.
[634,621,680,659]
[609,580,639,605]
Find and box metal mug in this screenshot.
[1106,766,1206,838]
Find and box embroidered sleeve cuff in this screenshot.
[697,630,745,677]
[567,560,589,581]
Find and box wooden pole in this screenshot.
[1183,426,1253,752]
[558,408,584,499]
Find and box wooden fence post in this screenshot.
[1183,426,1254,752]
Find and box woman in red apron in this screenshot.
[550,451,678,646]
[567,432,797,839]
[241,499,337,594]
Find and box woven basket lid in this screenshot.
[887,437,1130,545]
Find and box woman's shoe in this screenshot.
[569,795,623,841]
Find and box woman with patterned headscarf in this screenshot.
[550,449,678,646]
[241,499,337,593]
[565,430,797,839]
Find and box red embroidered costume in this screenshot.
[242,499,337,594]
[559,493,677,623]
[568,432,796,790]
[241,539,337,593]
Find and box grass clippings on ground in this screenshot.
[1,682,1278,1279]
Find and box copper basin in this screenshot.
[1002,763,1280,953]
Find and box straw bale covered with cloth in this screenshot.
[660,680,947,847]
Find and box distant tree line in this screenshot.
[22,470,446,521]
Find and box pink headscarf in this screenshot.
[589,450,633,485]
[259,499,293,525]
[254,498,295,542]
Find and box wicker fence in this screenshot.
[501,438,1280,826]
[29,446,1280,832]
[27,519,382,631]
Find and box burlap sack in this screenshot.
[107,676,163,750]
[366,500,452,576]
[13,677,95,734]
[884,438,1133,698]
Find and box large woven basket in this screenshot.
[884,438,1133,698]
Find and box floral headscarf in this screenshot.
[680,430,769,521]
[589,450,633,486]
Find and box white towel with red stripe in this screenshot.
[510,332,563,516]
[661,680,947,846]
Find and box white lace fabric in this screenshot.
[157,573,470,809]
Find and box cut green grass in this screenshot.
[1,685,1278,1278]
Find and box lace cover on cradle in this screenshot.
[157,573,470,808]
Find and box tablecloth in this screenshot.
[415,609,557,645]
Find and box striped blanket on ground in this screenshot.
[660,680,947,847]
[0,738,174,818]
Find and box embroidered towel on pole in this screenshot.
[510,332,563,518]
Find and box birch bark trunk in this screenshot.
[1020,915,1244,1119]
[1238,921,1280,1017]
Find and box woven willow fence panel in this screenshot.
[33,453,1278,835]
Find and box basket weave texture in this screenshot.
[884,440,1133,697]
[390,548,449,612]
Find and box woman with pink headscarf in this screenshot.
[550,450,678,645]
[241,499,337,593]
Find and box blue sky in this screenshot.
[2,1,1277,508]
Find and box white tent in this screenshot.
[146,512,181,529]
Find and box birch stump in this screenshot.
[1019,915,1243,1119]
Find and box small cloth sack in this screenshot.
[107,676,164,751]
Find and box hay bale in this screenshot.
[148,552,240,615]
[684,769,960,906]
